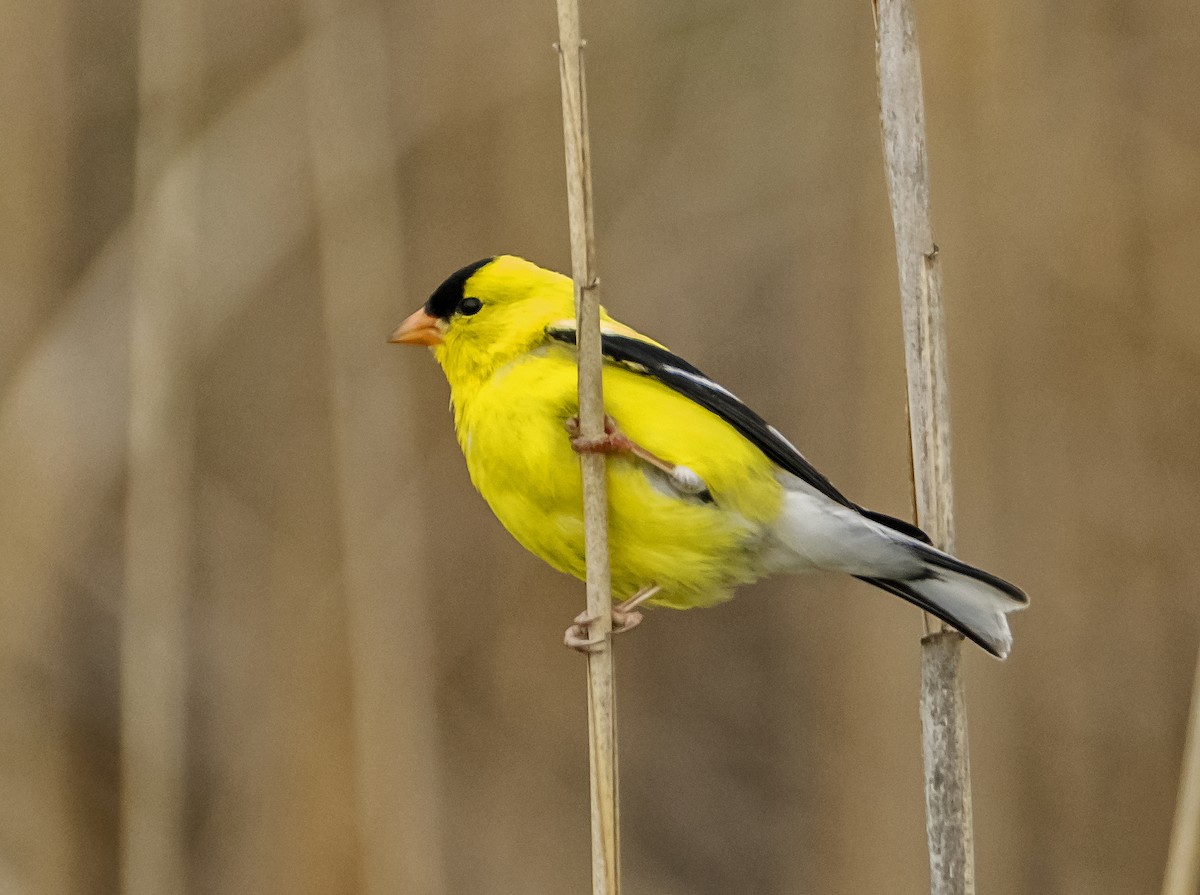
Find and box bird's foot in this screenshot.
[563,585,661,654]
[564,608,643,653]
[563,416,708,495]
[564,612,601,652]
[564,414,633,455]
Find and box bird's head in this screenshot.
[391,255,578,387]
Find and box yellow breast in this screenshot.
[455,344,783,607]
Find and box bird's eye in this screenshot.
[459,297,483,316]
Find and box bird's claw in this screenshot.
[564,611,605,653]
[564,415,630,455]
[612,606,644,633]
[563,606,644,654]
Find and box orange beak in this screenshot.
[389,308,443,346]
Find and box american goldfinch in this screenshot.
[392,255,1027,657]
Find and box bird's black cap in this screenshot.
[425,258,494,320]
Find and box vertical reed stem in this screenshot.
[873,2,975,893]
[301,6,449,893]
[554,3,620,893]
[1163,645,1200,895]
[122,1,201,891]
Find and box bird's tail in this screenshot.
[857,545,1028,659]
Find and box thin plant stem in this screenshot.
[300,6,449,893]
[873,1,975,893]
[553,2,621,893]
[1163,644,1200,895]
[122,0,201,891]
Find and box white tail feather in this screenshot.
[770,483,1027,657]
[902,567,1020,658]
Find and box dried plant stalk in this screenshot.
[1163,647,1200,895]
[122,1,201,892]
[554,2,621,893]
[873,1,975,893]
[300,6,449,894]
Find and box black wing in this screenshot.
[546,324,933,543]
[547,325,865,510]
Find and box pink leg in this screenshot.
[564,416,707,495]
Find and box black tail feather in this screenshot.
[855,508,932,544]
[907,544,1029,605]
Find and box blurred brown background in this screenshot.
[2,0,1198,893]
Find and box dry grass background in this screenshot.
[1,0,1199,893]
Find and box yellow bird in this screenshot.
[392,255,1027,656]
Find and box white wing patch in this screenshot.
[662,364,738,399]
